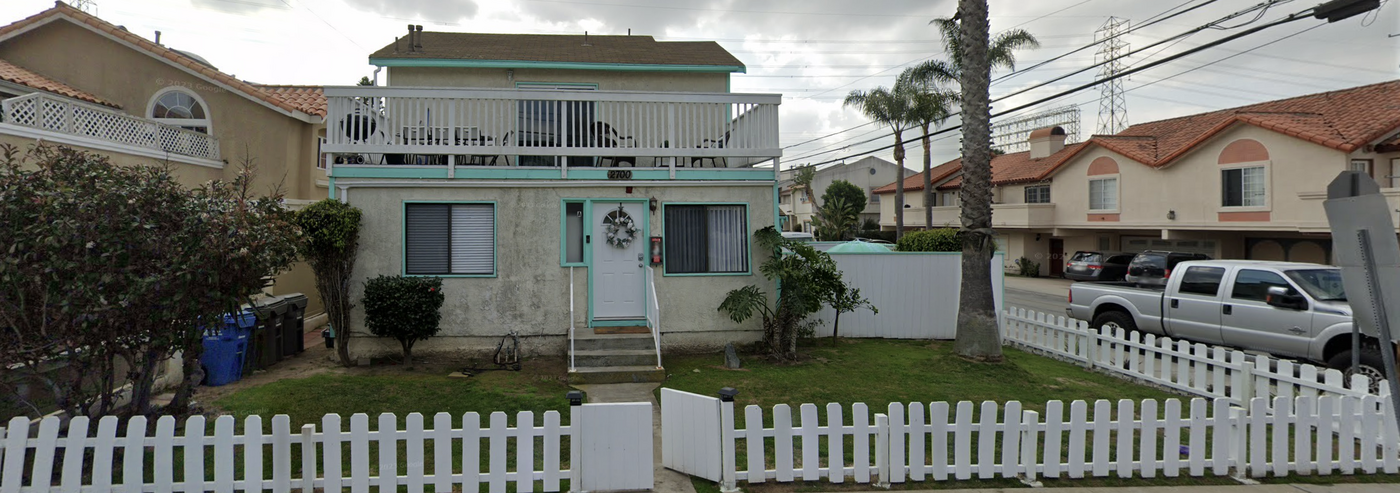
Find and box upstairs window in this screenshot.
[1221,167,1266,207]
[149,89,211,133]
[1089,178,1117,211]
[1024,185,1051,204]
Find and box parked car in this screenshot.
[1067,260,1388,388]
[1124,250,1212,286]
[780,231,814,243]
[1063,251,1134,281]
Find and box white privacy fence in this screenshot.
[810,252,1004,340]
[662,390,1399,489]
[2,93,220,160]
[0,402,652,493]
[1000,308,1386,408]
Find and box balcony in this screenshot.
[1,93,220,161]
[893,203,1056,229]
[322,86,782,180]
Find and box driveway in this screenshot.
[1004,275,1073,316]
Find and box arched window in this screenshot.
[148,88,211,133]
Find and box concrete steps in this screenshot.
[568,327,664,384]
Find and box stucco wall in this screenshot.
[387,67,729,93]
[0,20,327,202]
[341,182,774,359]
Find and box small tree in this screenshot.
[813,196,860,241]
[829,284,877,346]
[719,227,842,360]
[362,275,445,366]
[294,199,362,367]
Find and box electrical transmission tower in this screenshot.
[71,0,99,14]
[1095,17,1129,135]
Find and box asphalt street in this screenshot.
[1003,276,1074,317]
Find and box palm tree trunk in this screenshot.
[922,122,933,230]
[893,130,906,240]
[953,0,1003,362]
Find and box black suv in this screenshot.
[1063,251,1134,281]
[1124,250,1212,286]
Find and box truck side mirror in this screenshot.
[1265,286,1305,310]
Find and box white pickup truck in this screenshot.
[1067,260,1388,381]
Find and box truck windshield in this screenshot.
[1285,269,1346,301]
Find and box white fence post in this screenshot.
[719,388,739,493]
[874,413,890,488]
[567,391,584,492]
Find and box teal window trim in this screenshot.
[401,200,499,278]
[660,201,753,277]
[560,198,589,267]
[370,58,745,73]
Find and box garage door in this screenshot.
[1122,237,1219,257]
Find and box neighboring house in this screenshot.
[0,2,331,319]
[781,157,913,232]
[325,28,782,379]
[875,80,1400,276]
[776,174,815,232]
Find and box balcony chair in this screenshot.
[691,130,729,168]
[592,122,636,167]
[456,128,512,166]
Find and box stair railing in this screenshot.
[646,266,662,368]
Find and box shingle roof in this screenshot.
[0,57,117,107]
[369,32,745,70]
[255,85,326,117]
[0,2,318,120]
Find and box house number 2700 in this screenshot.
[607,170,633,180]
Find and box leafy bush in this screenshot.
[896,228,962,252]
[294,199,363,366]
[719,227,844,361]
[362,276,445,366]
[1016,257,1040,277]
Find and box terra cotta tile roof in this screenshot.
[0,2,317,119]
[369,32,745,70]
[871,160,962,194]
[875,142,1086,193]
[0,57,117,108]
[255,85,326,117]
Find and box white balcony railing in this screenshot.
[2,93,220,161]
[323,86,781,167]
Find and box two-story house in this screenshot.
[324,28,782,381]
[877,80,1400,277]
[0,2,330,320]
[782,157,914,233]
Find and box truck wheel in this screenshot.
[1327,348,1387,394]
[1092,311,1138,335]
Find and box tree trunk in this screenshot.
[401,339,414,367]
[953,0,1003,362]
[831,311,841,347]
[893,131,906,240]
[922,123,933,230]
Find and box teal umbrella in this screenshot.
[827,241,893,253]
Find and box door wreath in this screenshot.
[603,206,639,248]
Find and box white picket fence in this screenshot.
[676,393,1400,489]
[0,403,652,493]
[1000,307,1385,407]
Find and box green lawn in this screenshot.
[663,339,1181,415]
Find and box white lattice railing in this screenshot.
[2,93,220,161]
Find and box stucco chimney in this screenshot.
[1028,126,1067,159]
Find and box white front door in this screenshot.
[592,202,647,320]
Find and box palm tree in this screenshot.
[906,16,1040,88]
[844,85,916,240]
[896,71,955,231]
[951,0,1002,361]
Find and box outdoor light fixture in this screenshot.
[1168,210,1177,220]
[650,237,663,265]
[649,197,658,212]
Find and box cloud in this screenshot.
[189,0,290,15]
[340,0,479,22]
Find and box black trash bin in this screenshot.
[281,293,309,356]
[246,296,288,370]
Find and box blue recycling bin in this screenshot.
[201,313,254,386]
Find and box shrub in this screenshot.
[896,228,962,252]
[362,276,445,366]
[1016,257,1040,277]
[294,199,363,367]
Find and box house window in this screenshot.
[869,188,880,204]
[941,192,959,207]
[1221,166,1266,207]
[1089,178,1117,211]
[149,88,211,133]
[405,203,496,276]
[1350,159,1374,178]
[1024,185,1051,204]
[562,202,585,265]
[517,83,596,167]
[663,204,749,274]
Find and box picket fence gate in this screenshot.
[0,402,652,493]
[1000,307,1387,408]
[660,391,1400,489]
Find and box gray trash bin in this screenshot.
[281,293,309,356]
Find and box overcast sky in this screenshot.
[8,0,1398,169]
